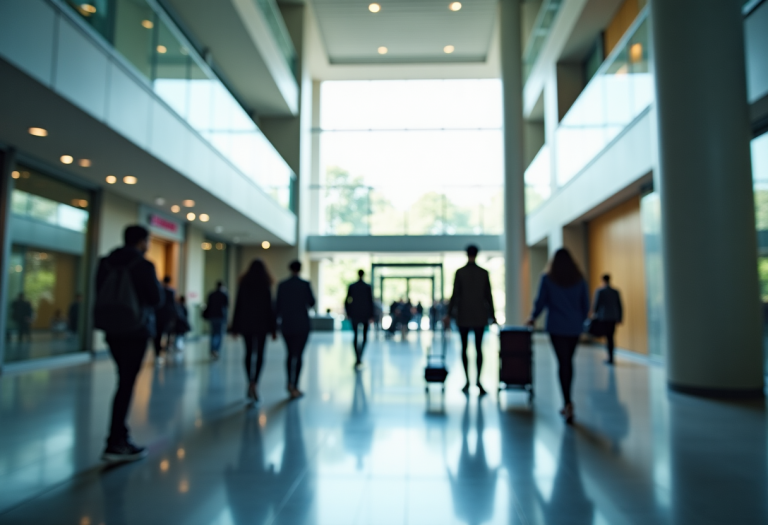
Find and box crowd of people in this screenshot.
[95,225,623,464]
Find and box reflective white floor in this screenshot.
[0,330,766,524]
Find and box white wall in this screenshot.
[98,191,139,256]
[184,226,205,334]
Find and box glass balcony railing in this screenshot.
[523,0,564,80]
[554,11,652,188]
[311,185,504,236]
[64,0,296,212]
[254,0,298,79]
[524,145,552,214]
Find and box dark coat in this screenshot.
[593,286,623,322]
[449,263,495,327]
[206,289,229,320]
[156,286,177,329]
[345,280,374,322]
[275,276,316,335]
[96,247,163,337]
[231,279,276,335]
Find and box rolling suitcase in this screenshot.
[498,326,534,401]
[424,329,448,393]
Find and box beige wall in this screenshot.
[588,196,648,354]
[98,191,138,256]
[183,226,205,334]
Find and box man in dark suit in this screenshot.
[346,269,374,369]
[445,245,496,396]
[205,281,229,359]
[153,275,177,363]
[276,260,316,399]
[592,273,623,364]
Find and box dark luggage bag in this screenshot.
[499,326,534,401]
[424,330,448,393]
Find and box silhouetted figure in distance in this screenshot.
[346,269,374,369]
[153,275,177,363]
[232,259,277,402]
[592,273,623,364]
[205,280,229,360]
[275,260,316,399]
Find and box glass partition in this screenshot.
[751,132,768,373]
[64,0,296,212]
[555,15,652,187]
[4,167,91,363]
[254,0,298,78]
[524,145,552,214]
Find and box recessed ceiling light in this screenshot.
[378,46,388,55]
[182,199,195,207]
[78,158,91,167]
[106,175,117,184]
[141,19,153,29]
[449,2,462,11]
[171,205,181,213]
[368,3,381,12]
[157,45,167,54]
[199,213,210,222]
[11,171,20,179]
[262,241,271,249]
[123,175,137,185]
[155,197,166,206]
[80,4,96,14]
[28,127,48,137]
[60,155,73,165]
[215,243,224,250]
[444,45,455,54]
[202,242,212,250]
[186,212,196,221]
[215,226,223,233]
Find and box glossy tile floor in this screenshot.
[0,331,766,525]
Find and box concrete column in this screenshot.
[651,0,763,395]
[501,0,529,325]
[0,148,16,369]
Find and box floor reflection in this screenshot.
[587,367,629,452]
[449,400,498,525]
[543,431,594,525]
[343,371,374,470]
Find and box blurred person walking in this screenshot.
[346,269,374,369]
[591,274,623,365]
[444,245,497,395]
[173,295,191,351]
[11,293,33,343]
[232,260,277,402]
[527,248,590,424]
[204,281,229,360]
[275,261,316,399]
[94,225,162,462]
[153,276,177,363]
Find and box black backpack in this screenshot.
[94,258,144,335]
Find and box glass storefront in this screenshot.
[4,167,92,363]
[751,131,768,373]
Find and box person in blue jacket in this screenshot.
[526,248,590,424]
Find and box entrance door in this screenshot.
[146,236,179,287]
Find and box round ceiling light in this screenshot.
[78,159,91,167]
[444,45,455,54]
[141,19,153,29]
[60,155,73,165]
[186,212,196,221]
[106,175,117,184]
[157,45,167,54]
[368,3,381,12]
[378,46,388,55]
[171,205,181,213]
[199,213,210,222]
[28,127,48,137]
[262,241,271,249]
[123,175,137,185]
[182,199,195,207]
[449,2,462,11]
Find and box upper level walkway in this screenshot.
[0,331,765,524]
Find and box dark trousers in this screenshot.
[351,320,369,363]
[603,322,617,361]
[550,334,580,405]
[284,331,310,387]
[106,335,148,446]
[209,318,226,353]
[152,319,171,357]
[244,332,268,384]
[459,326,485,382]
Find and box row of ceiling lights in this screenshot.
[371,2,461,55]
[23,126,217,226]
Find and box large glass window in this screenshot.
[751,132,768,373]
[4,167,92,363]
[316,80,504,236]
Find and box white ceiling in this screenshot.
[313,0,498,65]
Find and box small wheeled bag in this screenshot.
[498,326,534,401]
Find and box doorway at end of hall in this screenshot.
[146,236,179,288]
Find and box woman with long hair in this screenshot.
[232,259,277,402]
[526,248,590,423]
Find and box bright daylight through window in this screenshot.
[317,79,504,236]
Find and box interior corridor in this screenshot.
[0,332,765,524]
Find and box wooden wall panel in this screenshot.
[604,0,643,57]
[588,196,648,354]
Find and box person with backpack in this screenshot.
[94,225,162,462]
[231,259,277,402]
[153,276,177,363]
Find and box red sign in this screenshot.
[150,214,178,234]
